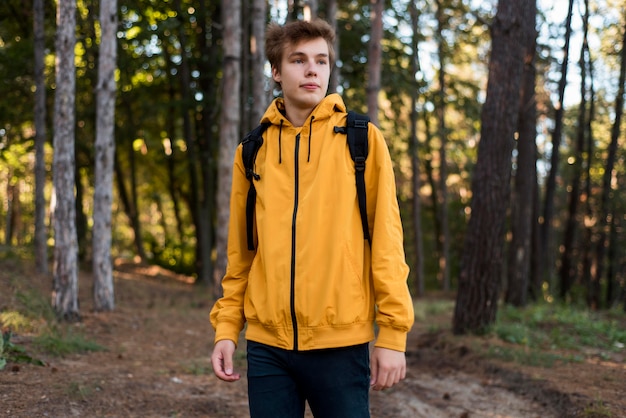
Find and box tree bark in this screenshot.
[214,0,242,298]
[251,0,268,124]
[538,0,574,290]
[93,0,118,311]
[33,0,48,274]
[506,0,537,307]
[173,0,212,285]
[590,16,626,309]
[327,0,339,94]
[434,0,450,292]
[559,1,589,300]
[453,0,527,334]
[367,0,383,125]
[52,0,80,321]
[409,1,425,296]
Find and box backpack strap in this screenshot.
[345,111,371,244]
[242,123,269,250]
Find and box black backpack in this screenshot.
[241,110,370,250]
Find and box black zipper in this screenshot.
[290,133,300,351]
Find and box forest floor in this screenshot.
[1,254,625,418]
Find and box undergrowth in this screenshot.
[414,298,626,368]
[0,249,106,369]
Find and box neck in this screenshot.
[285,109,311,127]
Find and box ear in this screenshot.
[271,66,281,83]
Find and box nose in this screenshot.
[306,60,318,77]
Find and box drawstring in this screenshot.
[307,116,315,162]
[278,119,284,164]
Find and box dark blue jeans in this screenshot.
[246,340,371,418]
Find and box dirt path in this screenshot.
[1,260,624,417]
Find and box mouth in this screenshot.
[301,83,319,90]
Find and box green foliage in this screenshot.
[414,299,455,322]
[582,399,613,417]
[0,331,46,370]
[415,298,625,369]
[0,251,106,363]
[0,310,42,334]
[494,303,626,363]
[486,345,578,368]
[33,328,106,358]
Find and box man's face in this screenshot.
[272,37,331,114]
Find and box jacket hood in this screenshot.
[260,93,347,127]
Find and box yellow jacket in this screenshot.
[210,94,414,352]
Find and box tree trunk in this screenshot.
[112,134,147,262]
[162,46,185,241]
[92,0,118,312]
[434,0,450,292]
[453,0,527,334]
[590,17,626,309]
[33,0,48,274]
[579,22,597,308]
[538,0,574,290]
[214,0,242,298]
[75,164,88,261]
[195,0,220,285]
[4,172,15,245]
[409,1,424,296]
[52,0,80,321]
[251,0,268,124]
[327,0,339,94]
[173,0,211,285]
[605,216,618,306]
[559,2,590,300]
[367,0,383,125]
[506,0,537,307]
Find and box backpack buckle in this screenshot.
[354,156,366,171]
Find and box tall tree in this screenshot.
[251,0,268,124]
[326,0,339,93]
[538,0,574,290]
[559,0,590,299]
[453,0,528,334]
[409,0,425,296]
[52,0,80,321]
[434,0,450,291]
[506,0,538,306]
[195,0,220,283]
[92,0,118,311]
[214,0,242,297]
[33,0,48,274]
[580,41,596,303]
[590,15,626,309]
[173,0,211,284]
[366,0,383,125]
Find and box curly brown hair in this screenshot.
[265,19,336,74]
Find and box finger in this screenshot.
[372,367,389,391]
[369,354,378,387]
[211,351,240,382]
[223,353,234,376]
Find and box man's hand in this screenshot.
[211,339,241,382]
[370,347,406,391]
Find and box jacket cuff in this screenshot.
[374,325,408,352]
[214,321,242,347]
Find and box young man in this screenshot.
[210,19,414,418]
